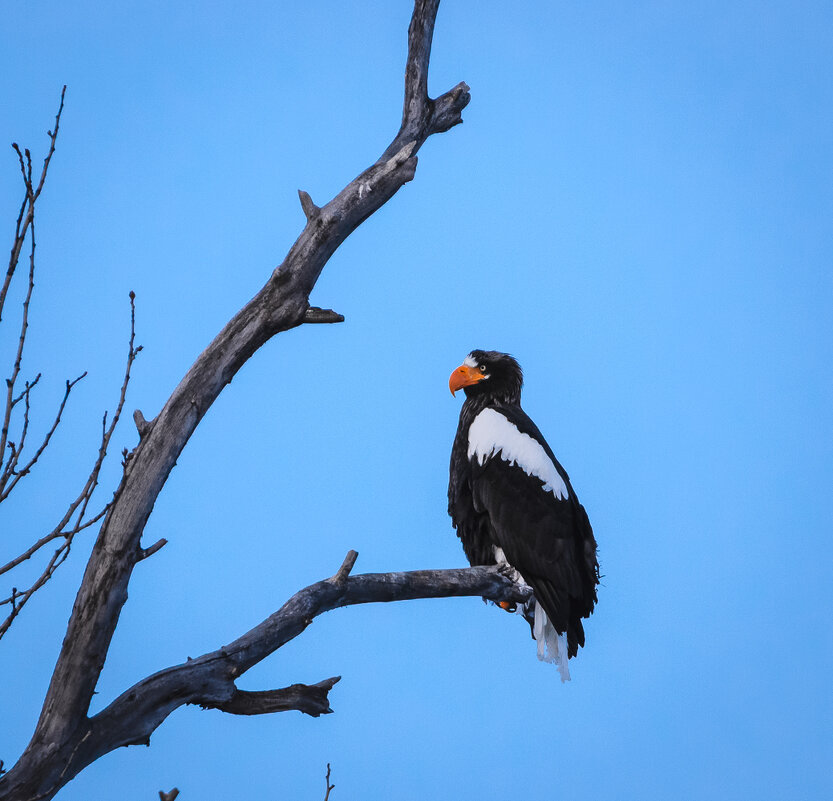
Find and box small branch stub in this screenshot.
[303,307,345,324]
[137,538,168,562]
[330,550,358,585]
[133,409,152,438]
[202,677,341,718]
[298,189,320,221]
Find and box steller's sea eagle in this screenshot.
[448,350,599,681]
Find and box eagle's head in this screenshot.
[449,350,523,404]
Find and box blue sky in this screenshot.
[2,1,832,799]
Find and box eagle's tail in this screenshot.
[532,601,571,682]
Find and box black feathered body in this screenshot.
[448,351,599,673]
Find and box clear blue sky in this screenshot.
[2,1,832,799]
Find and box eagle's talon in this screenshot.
[496,563,516,579]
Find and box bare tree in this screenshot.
[0,3,531,799]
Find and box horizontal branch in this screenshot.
[201,677,341,718]
[0,561,528,796]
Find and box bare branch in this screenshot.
[0,88,74,515]
[0,506,105,580]
[0,562,528,798]
[137,538,168,562]
[201,677,341,718]
[0,372,87,500]
[324,763,335,801]
[0,539,72,638]
[1,87,65,323]
[0,211,38,466]
[0,294,139,640]
[303,307,345,324]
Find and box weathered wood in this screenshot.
[0,2,471,799]
[1,564,528,797]
[202,678,342,717]
[303,306,345,324]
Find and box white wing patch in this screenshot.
[467,408,568,500]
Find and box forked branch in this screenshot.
[0,293,140,640]
[1,558,529,794]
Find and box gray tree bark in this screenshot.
[0,2,523,799]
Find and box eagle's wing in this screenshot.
[468,405,598,655]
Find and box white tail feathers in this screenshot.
[533,602,571,682]
[492,546,572,681]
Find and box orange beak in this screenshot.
[449,364,486,396]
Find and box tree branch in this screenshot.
[324,763,335,801]
[0,561,529,798]
[0,372,86,501]
[0,294,139,640]
[1,86,65,324]
[201,677,341,718]
[303,306,345,324]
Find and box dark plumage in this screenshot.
[448,350,599,678]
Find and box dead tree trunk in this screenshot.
[0,2,521,799]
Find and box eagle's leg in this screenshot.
[494,559,527,613]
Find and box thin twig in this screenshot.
[1,88,74,500]
[0,294,139,640]
[0,210,37,466]
[324,764,335,801]
[1,86,65,323]
[0,540,72,637]
[0,372,86,499]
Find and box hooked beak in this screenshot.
[449,364,486,396]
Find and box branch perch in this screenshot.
[2,562,528,796]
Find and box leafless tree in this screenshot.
[0,3,531,799]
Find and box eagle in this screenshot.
[448,350,599,680]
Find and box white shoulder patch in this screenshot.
[467,408,569,500]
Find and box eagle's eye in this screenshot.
[479,365,487,373]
